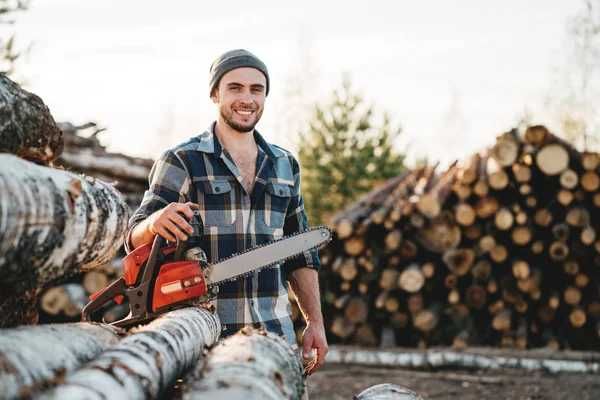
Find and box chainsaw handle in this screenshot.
[174,210,204,261]
[81,278,127,322]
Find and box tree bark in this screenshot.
[0,322,121,399]
[0,74,63,164]
[0,154,129,317]
[40,307,220,400]
[181,327,305,400]
[327,345,600,373]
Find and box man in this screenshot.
[125,49,328,375]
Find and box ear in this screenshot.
[210,88,219,104]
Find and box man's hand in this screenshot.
[301,319,328,375]
[131,202,199,248]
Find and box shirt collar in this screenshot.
[194,121,285,159]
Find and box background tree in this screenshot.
[545,0,600,149]
[0,0,29,77]
[298,79,406,225]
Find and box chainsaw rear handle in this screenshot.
[82,234,168,324]
[81,277,127,322]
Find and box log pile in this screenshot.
[0,75,130,328]
[37,258,126,323]
[320,126,600,350]
[34,124,154,324]
[55,121,154,210]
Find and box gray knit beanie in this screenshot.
[209,49,270,96]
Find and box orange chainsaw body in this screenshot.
[82,210,211,327]
[151,260,207,311]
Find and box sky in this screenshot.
[14,0,583,165]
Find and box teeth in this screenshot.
[236,110,252,115]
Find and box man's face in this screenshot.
[211,67,266,133]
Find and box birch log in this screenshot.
[0,323,121,399]
[354,383,424,400]
[0,154,129,326]
[182,327,305,400]
[0,74,63,164]
[327,346,600,374]
[0,154,128,284]
[41,307,220,400]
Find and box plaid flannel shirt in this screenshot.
[125,122,320,345]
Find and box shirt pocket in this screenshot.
[196,179,237,226]
[262,182,293,229]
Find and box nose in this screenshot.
[239,90,254,104]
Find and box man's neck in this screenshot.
[214,119,256,155]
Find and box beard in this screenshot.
[220,106,263,133]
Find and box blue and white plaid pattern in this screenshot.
[125,122,320,345]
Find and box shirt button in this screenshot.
[278,190,283,195]
[215,187,220,193]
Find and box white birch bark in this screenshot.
[327,346,600,374]
[0,322,121,399]
[353,383,424,400]
[0,154,129,287]
[182,327,305,400]
[40,307,221,400]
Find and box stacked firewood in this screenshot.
[37,258,128,324]
[55,121,153,210]
[320,126,600,350]
[0,74,130,328]
[34,120,153,324]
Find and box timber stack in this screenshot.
[320,125,600,350]
[0,74,130,328]
[55,121,153,211]
[36,123,154,322]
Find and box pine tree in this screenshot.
[298,79,405,225]
[0,0,29,78]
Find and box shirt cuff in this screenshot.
[282,248,321,278]
[123,221,143,254]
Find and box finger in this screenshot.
[172,204,194,220]
[315,346,327,370]
[185,201,200,209]
[302,335,313,358]
[162,219,188,241]
[169,213,194,235]
[181,202,200,218]
[155,226,177,242]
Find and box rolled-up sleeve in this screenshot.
[124,150,191,253]
[281,156,321,277]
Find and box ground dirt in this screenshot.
[307,364,600,399]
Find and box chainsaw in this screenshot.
[81,210,331,328]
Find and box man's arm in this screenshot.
[288,267,328,375]
[280,155,327,374]
[126,150,196,252]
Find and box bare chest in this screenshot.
[228,151,257,194]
